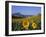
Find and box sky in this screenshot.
[12,5,41,15]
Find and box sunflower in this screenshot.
[22,19,29,29]
[32,22,37,29]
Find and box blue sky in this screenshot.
[12,5,41,15]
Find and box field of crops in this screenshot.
[12,15,41,31]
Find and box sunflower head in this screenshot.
[32,22,37,29]
[22,19,29,29]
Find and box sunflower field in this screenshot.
[12,15,41,31]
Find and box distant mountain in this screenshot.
[12,12,33,18]
[12,13,24,17]
[13,13,23,16]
